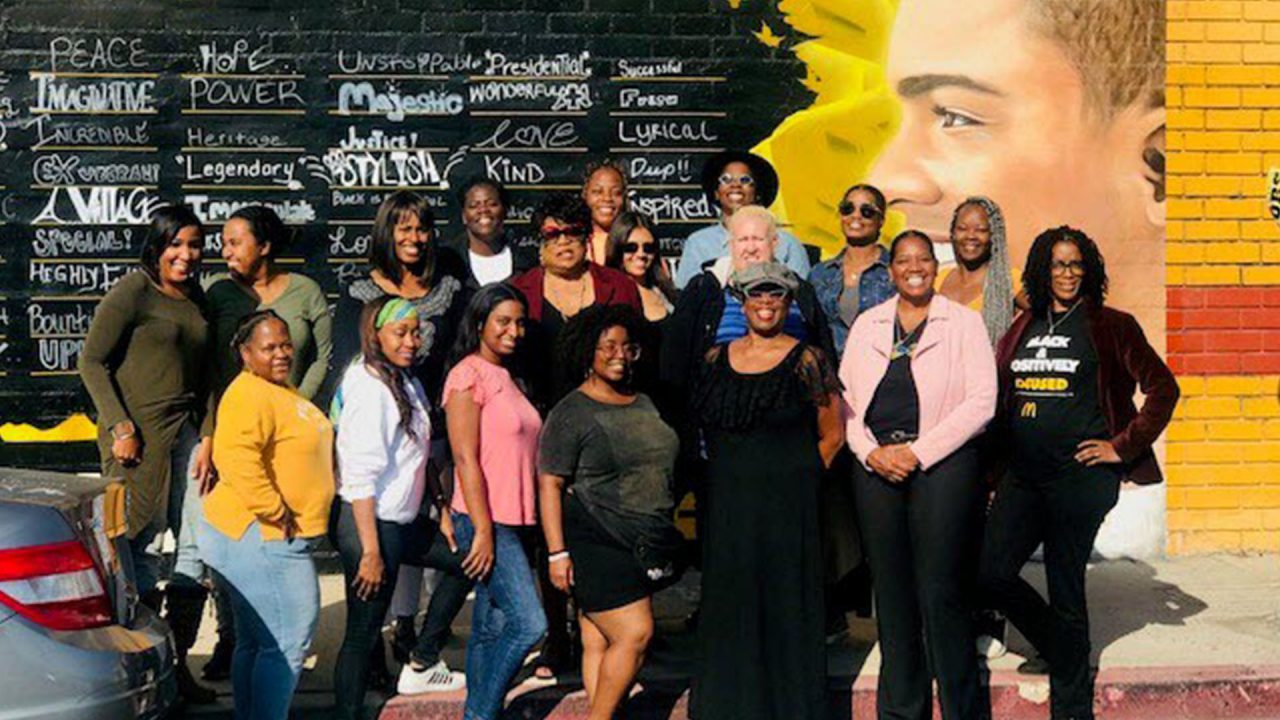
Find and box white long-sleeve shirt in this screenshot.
[335,362,431,524]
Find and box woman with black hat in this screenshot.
[674,150,812,289]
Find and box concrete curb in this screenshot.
[380,665,1280,719]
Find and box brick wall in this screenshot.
[1166,0,1280,554]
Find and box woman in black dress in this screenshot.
[692,261,845,720]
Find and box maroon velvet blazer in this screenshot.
[509,263,643,321]
[995,301,1180,485]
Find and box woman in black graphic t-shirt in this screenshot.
[980,227,1179,720]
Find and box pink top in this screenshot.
[838,294,997,471]
[445,354,542,526]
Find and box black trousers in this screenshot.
[854,446,984,720]
[979,463,1119,720]
[331,501,474,720]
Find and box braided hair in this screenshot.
[230,309,287,368]
[950,196,1015,344]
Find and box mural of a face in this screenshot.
[868,0,1164,289]
[756,0,1164,328]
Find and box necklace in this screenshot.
[1047,299,1083,335]
[549,271,589,316]
[891,317,924,360]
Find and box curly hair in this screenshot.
[581,159,628,193]
[358,296,421,442]
[555,304,645,387]
[532,192,591,233]
[1022,225,1108,317]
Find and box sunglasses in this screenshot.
[745,287,790,301]
[540,225,586,244]
[621,242,658,255]
[718,173,755,187]
[838,201,883,220]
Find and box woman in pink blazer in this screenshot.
[838,230,997,720]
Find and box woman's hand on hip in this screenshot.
[1075,439,1121,467]
[353,550,386,601]
[462,527,495,580]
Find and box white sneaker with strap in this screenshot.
[397,659,465,694]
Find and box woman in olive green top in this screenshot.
[205,205,332,400]
[78,203,217,705]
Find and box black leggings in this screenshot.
[979,463,1120,720]
[331,501,474,720]
[854,446,984,720]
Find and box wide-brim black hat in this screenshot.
[700,150,780,209]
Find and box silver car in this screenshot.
[0,467,178,719]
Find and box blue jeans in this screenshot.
[198,517,320,720]
[453,513,547,720]
[128,422,205,594]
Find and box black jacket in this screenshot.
[441,231,540,291]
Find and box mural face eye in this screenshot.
[932,105,984,130]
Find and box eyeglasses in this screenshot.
[621,242,658,255]
[745,287,790,301]
[1050,260,1086,276]
[838,201,883,220]
[596,341,642,361]
[718,173,755,187]
[540,225,586,244]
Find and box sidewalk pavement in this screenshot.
[185,554,1280,719]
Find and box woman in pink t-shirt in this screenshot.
[443,283,547,720]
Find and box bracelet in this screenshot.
[548,550,570,563]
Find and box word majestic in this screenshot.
[336,82,464,121]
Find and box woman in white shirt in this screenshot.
[330,297,470,719]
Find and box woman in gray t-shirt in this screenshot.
[538,304,682,719]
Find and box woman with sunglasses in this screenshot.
[691,261,844,720]
[809,184,895,358]
[675,150,811,289]
[839,230,997,720]
[605,211,678,323]
[808,184,895,645]
[538,304,683,720]
[979,227,1177,720]
[509,192,641,681]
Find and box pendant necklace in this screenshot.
[1047,299,1082,335]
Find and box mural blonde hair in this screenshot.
[1029,0,1166,114]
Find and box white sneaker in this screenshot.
[397,660,465,694]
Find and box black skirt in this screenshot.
[563,493,654,613]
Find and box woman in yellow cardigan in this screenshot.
[198,310,335,720]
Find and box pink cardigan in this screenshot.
[838,294,996,471]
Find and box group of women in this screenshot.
[79,149,1179,720]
